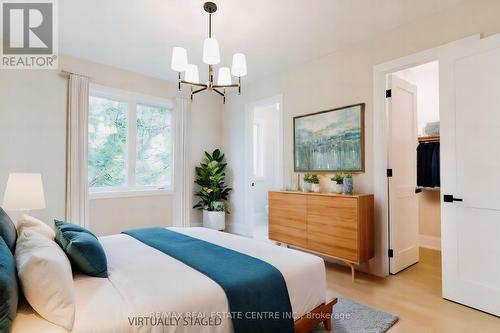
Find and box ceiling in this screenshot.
[60,0,464,83]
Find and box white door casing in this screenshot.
[243,95,284,238]
[440,33,500,316]
[388,75,420,274]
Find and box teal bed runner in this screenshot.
[122,227,294,333]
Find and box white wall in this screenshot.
[0,55,223,234]
[222,0,500,275]
[0,70,67,225]
[394,61,439,135]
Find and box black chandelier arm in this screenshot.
[190,86,208,101]
[192,87,208,95]
[179,80,208,88]
[213,88,227,104]
[212,88,225,97]
[212,83,239,89]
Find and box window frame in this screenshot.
[88,84,175,199]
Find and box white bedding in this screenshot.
[12,227,326,333]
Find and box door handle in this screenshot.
[443,194,463,203]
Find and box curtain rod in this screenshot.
[60,70,92,80]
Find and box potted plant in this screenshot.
[303,173,320,192]
[193,149,232,230]
[343,173,353,195]
[330,173,344,194]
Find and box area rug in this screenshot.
[313,297,398,333]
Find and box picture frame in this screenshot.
[293,103,365,172]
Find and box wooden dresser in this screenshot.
[269,191,374,279]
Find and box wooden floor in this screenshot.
[325,248,500,332]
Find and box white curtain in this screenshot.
[173,97,191,227]
[65,74,90,227]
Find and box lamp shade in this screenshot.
[231,53,247,77]
[171,47,188,72]
[185,64,200,84]
[217,67,232,86]
[202,38,220,65]
[2,173,46,211]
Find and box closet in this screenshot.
[417,135,440,189]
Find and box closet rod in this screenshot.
[418,135,440,143]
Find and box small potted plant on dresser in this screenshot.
[303,173,320,192]
[343,173,354,195]
[330,173,344,194]
[194,149,232,230]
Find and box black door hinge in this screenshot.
[387,169,393,177]
[443,194,463,203]
[388,249,394,258]
[386,89,392,98]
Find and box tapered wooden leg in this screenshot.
[275,241,281,246]
[348,262,355,281]
[323,318,332,331]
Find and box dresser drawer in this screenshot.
[269,192,307,248]
[269,193,307,230]
[269,224,307,248]
[307,231,359,262]
[307,195,358,230]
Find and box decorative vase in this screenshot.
[343,178,353,195]
[302,182,311,192]
[311,184,320,193]
[331,182,343,194]
[203,210,225,230]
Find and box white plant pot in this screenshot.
[331,183,343,194]
[203,210,225,230]
[311,184,320,193]
[301,182,311,192]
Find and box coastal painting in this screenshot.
[294,103,365,172]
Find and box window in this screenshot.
[88,87,174,197]
[135,104,173,187]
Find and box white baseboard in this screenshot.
[227,222,251,237]
[419,234,441,250]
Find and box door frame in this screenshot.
[244,95,284,238]
[372,35,479,277]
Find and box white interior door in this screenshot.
[440,34,500,316]
[244,96,283,239]
[388,74,420,274]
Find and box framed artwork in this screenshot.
[294,103,365,172]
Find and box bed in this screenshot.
[11,227,335,333]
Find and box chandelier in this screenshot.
[170,2,247,104]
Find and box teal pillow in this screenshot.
[0,208,16,253]
[0,238,18,332]
[54,219,95,235]
[54,220,108,278]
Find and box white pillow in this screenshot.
[15,229,75,330]
[16,215,55,239]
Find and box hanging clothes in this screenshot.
[417,141,440,188]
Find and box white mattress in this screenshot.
[12,227,326,333]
